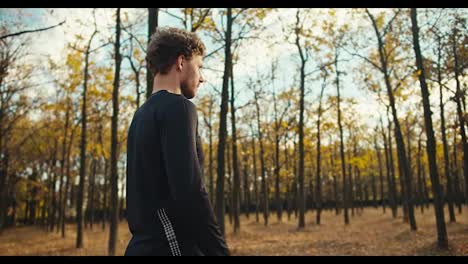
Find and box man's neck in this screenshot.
[152,74,181,95]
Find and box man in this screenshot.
[125,27,230,256]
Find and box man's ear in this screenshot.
[176,55,184,71]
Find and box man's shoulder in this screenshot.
[162,96,197,116]
[136,93,191,114]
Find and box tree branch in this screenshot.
[0,20,66,41]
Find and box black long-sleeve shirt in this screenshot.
[125,90,229,256]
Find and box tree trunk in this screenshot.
[76,30,97,249]
[229,59,240,233]
[57,97,71,233]
[62,122,78,238]
[102,159,109,230]
[417,132,425,212]
[87,159,97,229]
[146,8,158,99]
[436,33,456,222]
[285,139,292,220]
[411,8,448,248]
[295,10,306,229]
[331,141,340,215]
[451,26,468,204]
[251,130,259,223]
[382,119,397,218]
[242,153,250,219]
[293,140,298,219]
[422,163,430,208]
[49,139,59,232]
[226,139,233,226]
[367,10,416,230]
[336,56,349,225]
[452,127,463,214]
[29,170,39,225]
[254,91,268,227]
[215,8,232,236]
[349,163,354,217]
[208,107,214,206]
[0,103,5,232]
[273,88,282,223]
[108,8,121,256]
[316,74,326,224]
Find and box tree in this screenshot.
[315,71,328,224]
[410,8,448,249]
[293,9,308,229]
[215,8,232,236]
[198,94,217,205]
[449,15,468,203]
[271,61,292,223]
[229,53,241,233]
[430,22,457,222]
[146,8,158,99]
[75,22,98,249]
[108,8,121,255]
[365,9,417,230]
[0,20,65,40]
[161,8,213,33]
[0,27,42,232]
[374,129,386,213]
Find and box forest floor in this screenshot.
[0,206,467,256]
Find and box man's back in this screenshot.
[125,90,229,256]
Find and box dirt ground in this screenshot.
[0,206,467,256]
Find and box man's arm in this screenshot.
[161,99,229,256]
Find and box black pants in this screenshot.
[125,235,204,256]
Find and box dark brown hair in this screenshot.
[146,27,206,76]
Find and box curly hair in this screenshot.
[146,27,206,76]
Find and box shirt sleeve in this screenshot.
[161,99,230,256]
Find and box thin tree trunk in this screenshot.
[295,10,306,229]
[417,132,425,213]
[367,9,416,230]
[452,126,463,214]
[273,87,282,223]
[49,139,59,232]
[76,29,97,248]
[254,91,268,226]
[108,8,121,256]
[88,159,97,229]
[226,139,233,226]
[436,33,456,222]
[336,55,349,225]
[229,59,240,233]
[422,162,430,208]
[215,8,232,236]
[316,73,327,225]
[383,119,397,218]
[62,122,78,238]
[208,106,214,206]
[146,8,158,99]
[411,8,448,248]
[102,159,109,230]
[57,97,70,233]
[331,140,340,215]
[285,138,292,220]
[375,136,384,210]
[242,153,250,219]
[252,134,259,224]
[451,27,468,204]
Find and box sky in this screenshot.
[2,8,466,196]
[1,8,464,139]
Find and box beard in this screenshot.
[181,80,196,99]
